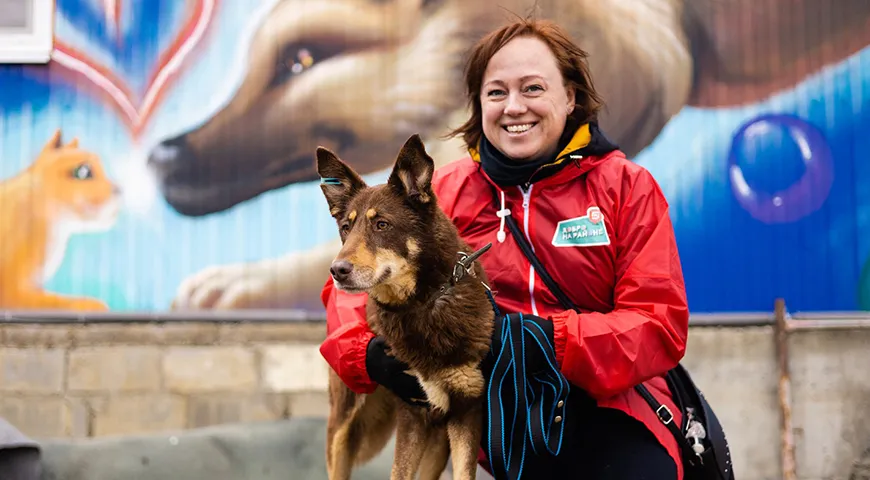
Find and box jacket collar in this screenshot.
[469,121,619,189]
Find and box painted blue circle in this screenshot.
[727,114,834,224]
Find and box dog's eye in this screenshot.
[340,223,351,234]
[271,43,343,87]
[375,220,390,231]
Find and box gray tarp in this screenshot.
[0,417,41,480]
[2,417,396,480]
[38,418,398,480]
[0,416,497,480]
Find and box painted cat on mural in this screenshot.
[0,130,121,311]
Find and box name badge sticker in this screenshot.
[551,206,611,247]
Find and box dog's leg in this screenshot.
[390,406,429,480]
[327,372,357,480]
[417,426,450,480]
[329,419,360,480]
[328,383,398,480]
[436,364,486,480]
[354,388,399,464]
[446,402,484,480]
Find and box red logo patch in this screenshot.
[588,206,603,224]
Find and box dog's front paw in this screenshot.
[171,262,278,310]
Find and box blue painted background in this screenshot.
[640,63,869,313]
[0,0,867,314]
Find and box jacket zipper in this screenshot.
[519,184,538,316]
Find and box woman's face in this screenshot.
[480,36,575,163]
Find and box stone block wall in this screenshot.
[4,321,870,479]
[0,322,330,439]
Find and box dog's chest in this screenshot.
[369,308,447,362]
[371,310,425,347]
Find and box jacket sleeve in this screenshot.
[318,276,378,394]
[550,168,690,400]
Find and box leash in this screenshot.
[484,300,570,480]
[448,242,570,479]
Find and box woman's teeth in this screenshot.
[506,124,534,133]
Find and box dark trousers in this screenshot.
[551,407,678,478]
[485,391,678,479]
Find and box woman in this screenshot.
[319,18,689,479]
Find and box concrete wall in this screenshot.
[1,322,869,480]
[0,323,329,438]
[680,326,870,480]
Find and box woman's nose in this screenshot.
[503,94,527,115]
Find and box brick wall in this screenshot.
[0,322,330,439]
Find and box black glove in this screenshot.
[365,336,429,407]
[482,312,556,380]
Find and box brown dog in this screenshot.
[316,134,495,480]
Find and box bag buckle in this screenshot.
[656,404,674,425]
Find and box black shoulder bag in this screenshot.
[502,211,735,480]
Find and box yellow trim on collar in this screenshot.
[469,123,591,164]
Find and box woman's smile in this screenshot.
[504,123,537,135]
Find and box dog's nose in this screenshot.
[147,133,193,180]
[330,260,354,282]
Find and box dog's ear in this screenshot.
[388,134,434,204]
[315,147,367,218]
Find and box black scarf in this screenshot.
[479,120,619,188]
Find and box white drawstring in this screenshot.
[496,190,510,243]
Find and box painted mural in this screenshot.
[0,0,868,315]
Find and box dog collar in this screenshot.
[444,242,493,292]
[374,243,494,313]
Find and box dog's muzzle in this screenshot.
[330,260,354,284]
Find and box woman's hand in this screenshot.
[364,336,430,407]
[482,312,557,380]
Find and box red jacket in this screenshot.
[319,126,690,478]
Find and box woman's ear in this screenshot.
[566,87,576,114]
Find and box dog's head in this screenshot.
[316,134,437,304]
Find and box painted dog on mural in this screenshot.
[161,0,870,311]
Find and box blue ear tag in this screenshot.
[320,177,343,185]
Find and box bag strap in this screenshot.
[504,214,579,314]
[501,209,703,463]
[503,213,576,313]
